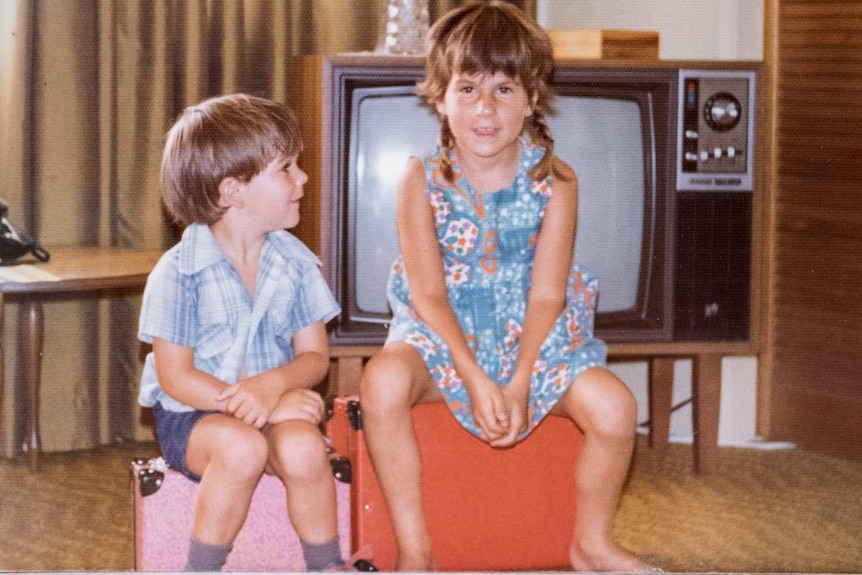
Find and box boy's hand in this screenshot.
[268,389,325,426]
[216,382,279,429]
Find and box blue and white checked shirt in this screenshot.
[138,223,340,413]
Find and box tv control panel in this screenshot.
[677,70,756,191]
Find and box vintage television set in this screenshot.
[289,55,760,348]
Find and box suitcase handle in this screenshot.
[347,399,363,431]
[330,456,352,484]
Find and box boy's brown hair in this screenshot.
[418,1,560,183]
[161,94,303,226]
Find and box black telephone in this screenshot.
[0,198,50,263]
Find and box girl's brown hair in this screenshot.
[418,1,560,183]
[161,94,303,226]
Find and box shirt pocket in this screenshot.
[196,297,233,360]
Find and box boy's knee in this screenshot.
[211,426,269,480]
[236,432,270,473]
[271,422,328,481]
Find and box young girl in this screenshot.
[360,2,659,572]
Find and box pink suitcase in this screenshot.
[131,453,352,571]
[327,396,584,571]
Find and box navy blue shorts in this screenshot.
[153,403,219,483]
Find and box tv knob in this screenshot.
[703,92,742,132]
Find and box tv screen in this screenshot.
[551,93,649,315]
[350,87,439,322]
[347,84,661,338]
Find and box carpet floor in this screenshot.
[1,437,861,573]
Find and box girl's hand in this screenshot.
[465,375,510,443]
[490,384,530,448]
[268,389,325,426]
[216,382,278,429]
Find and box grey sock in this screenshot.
[184,537,233,572]
[301,536,344,571]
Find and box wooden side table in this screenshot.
[0,245,163,472]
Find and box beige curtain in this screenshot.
[0,0,533,458]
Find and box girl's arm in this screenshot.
[397,158,509,441]
[493,158,579,447]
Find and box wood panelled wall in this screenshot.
[765,0,862,460]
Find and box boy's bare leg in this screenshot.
[185,414,269,545]
[360,344,442,571]
[265,419,339,544]
[554,366,657,573]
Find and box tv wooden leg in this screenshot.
[332,356,363,397]
[692,353,722,474]
[648,357,675,449]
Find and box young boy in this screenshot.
[138,94,343,572]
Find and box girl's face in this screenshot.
[241,152,307,231]
[437,71,533,163]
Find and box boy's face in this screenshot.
[241,153,307,231]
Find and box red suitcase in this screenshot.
[327,396,584,571]
[131,452,352,571]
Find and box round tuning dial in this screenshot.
[703,92,742,131]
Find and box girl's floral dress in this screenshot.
[386,139,608,439]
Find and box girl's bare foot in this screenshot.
[570,540,664,573]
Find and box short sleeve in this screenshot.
[288,262,340,331]
[138,248,197,348]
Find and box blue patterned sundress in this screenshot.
[386,139,608,439]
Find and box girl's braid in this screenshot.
[528,108,561,182]
[439,117,457,183]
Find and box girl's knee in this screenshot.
[566,368,638,437]
[360,350,415,413]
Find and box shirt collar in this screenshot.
[178,223,320,275]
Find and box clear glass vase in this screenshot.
[375,0,430,55]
